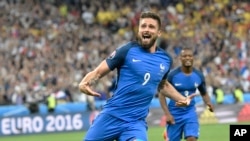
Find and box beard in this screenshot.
[137,35,158,50]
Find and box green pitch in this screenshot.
[0,123,241,141]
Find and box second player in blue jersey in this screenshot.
[159,47,214,141]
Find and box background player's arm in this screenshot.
[202,93,211,105]
[201,93,214,112]
[198,77,214,112]
[79,60,111,97]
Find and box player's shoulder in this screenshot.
[168,67,181,76]
[170,66,181,73]
[166,67,181,81]
[193,68,205,78]
[114,41,140,55]
[157,47,172,58]
[156,47,173,67]
[118,41,140,50]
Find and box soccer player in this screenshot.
[159,47,214,141]
[79,11,197,141]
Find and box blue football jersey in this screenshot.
[167,67,207,117]
[102,41,173,121]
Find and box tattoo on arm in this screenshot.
[88,73,101,86]
[89,77,98,85]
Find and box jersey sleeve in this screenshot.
[106,43,130,70]
[166,71,173,83]
[196,70,207,95]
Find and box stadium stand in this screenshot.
[0,0,249,110]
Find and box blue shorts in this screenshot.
[167,117,199,141]
[84,113,148,141]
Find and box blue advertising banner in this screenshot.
[0,111,100,136]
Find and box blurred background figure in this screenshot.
[45,93,57,113]
[233,85,244,104]
[214,85,225,105]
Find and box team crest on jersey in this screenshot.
[108,50,116,59]
[160,63,165,72]
[194,82,198,88]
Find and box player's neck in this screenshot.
[148,46,157,53]
[147,42,157,53]
[181,66,192,74]
[142,45,157,53]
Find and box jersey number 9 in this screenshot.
[142,73,150,85]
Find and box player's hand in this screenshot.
[79,82,101,97]
[175,93,199,107]
[166,114,175,125]
[207,103,214,112]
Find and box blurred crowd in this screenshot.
[0,0,249,106]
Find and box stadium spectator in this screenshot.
[214,86,225,105]
[45,93,57,113]
[233,85,244,104]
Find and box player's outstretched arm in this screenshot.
[158,80,198,106]
[79,60,111,97]
[158,80,186,101]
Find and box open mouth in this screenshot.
[142,34,151,42]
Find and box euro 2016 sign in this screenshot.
[0,112,92,135]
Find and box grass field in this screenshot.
[0,123,246,141]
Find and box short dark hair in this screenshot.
[180,47,194,56]
[181,46,193,52]
[140,11,161,29]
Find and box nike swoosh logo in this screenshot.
[132,59,141,62]
[174,83,182,86]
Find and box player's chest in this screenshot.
[172,75,201,91]
[125,54,170,78]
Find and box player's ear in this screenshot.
[157,30,161,37]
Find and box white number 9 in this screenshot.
[142,73,150,85]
